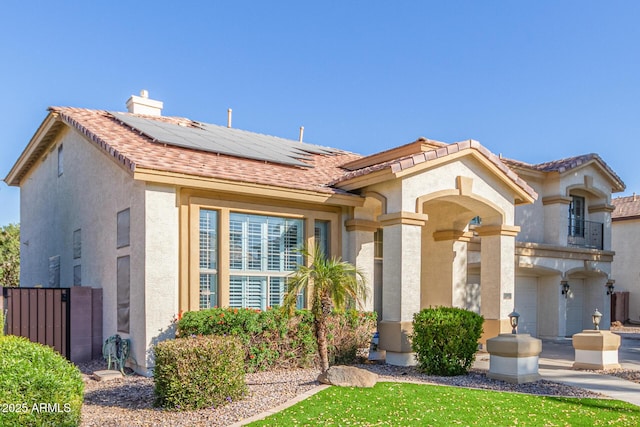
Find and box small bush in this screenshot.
[411,307,483,376]
[0,335,84,426]
[176,307,376,371]
[154,335,247,410]
[327,310,377,365]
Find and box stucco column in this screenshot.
[476,224,520,346]
[345,219,378,312]
[423,230,472,309]
[589,204,615,250]
[377,211,428,366]
[542,196,571,246]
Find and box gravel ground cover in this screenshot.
[79,326,640,426]
[78,362,620,427]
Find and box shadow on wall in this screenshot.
[464,281,481,314]
[146,321,177,377]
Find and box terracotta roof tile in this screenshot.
[612,195,640,219]
[332,139,538,200]
[502,154,625,191]
[52,107,362,196]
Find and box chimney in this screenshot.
[126,89,163,116]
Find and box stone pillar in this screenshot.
[487,333,542,384]
[572,330,621,370]
[423,230,472,308]
[377,211,428,366]
[345,219,378,312]
[475,224,520,346]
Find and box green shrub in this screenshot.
[154,335,247,410]
[0,336,84,426]
[176,307,376,371]
[411,307,483,376]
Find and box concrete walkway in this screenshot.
[539,334,640,407]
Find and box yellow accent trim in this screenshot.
[345,219,380,232]
[515,242,614,262]
[432,230,474,242]
[456,176,473,196]
[542,195,572,205]
[475,224,520,237]
[415,188,506,221]
[362,191,388,215]
[589,203,615,213]
[393,150,535,205]
[133,168,365,207]
[378,211,429,227]
[179,189,343,312]
[340,140,444,171]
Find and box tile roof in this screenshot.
[612,195,640,220]
[51,107,363,196]
[502,154,625,191]
[10,106,622,208]
[331,139,538,200]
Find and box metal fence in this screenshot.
[1,286,103,362]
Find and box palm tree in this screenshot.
[282,245,367,373]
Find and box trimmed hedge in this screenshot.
[0,335,84,427]
[177,307,376,371]
[411,307,484,376]
[154,335,247,410]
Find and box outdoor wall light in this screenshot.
[606,280,615,295]
[592,308,603,330]
[561,280,570,298]
[508,310,520,334]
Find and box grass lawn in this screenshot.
[248,382,640,426]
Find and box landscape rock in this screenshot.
[317,365,378,387]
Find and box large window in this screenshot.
[199,210,219,309]
[229,213,303,310]
[569,195,585,237]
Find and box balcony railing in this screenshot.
[568,219,603,250]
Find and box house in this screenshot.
[611,194,640,324]
[501,155,624,338]
[4,91,624,374]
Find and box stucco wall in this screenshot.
[514,176,545,243]
[143,185,180,372]
[612,218,640,322]
[19,125,145,364]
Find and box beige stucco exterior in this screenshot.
[17,126,153,372]
[340,151,531,363]
[7,102,626,373]
[504,163,620,338]
[611,217,640,323]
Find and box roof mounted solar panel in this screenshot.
[111,112,340,167]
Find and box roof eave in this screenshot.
[4,111,61,187]
[392,149,537,205]
[133,167,366,207]
[557,159,626,193]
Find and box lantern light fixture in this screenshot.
[508,310,520,334]
[561,280,570,298]
[606,280,615,296]
[592,308,603,330]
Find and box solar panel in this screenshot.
[111,112,339,167]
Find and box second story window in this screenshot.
[569,196,585,237]
[57,144,64,176]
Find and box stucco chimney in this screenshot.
[126,89,163,116]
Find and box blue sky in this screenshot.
[1,1,639,226]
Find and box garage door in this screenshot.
[566,279,584,336]
[515,276,538,336]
